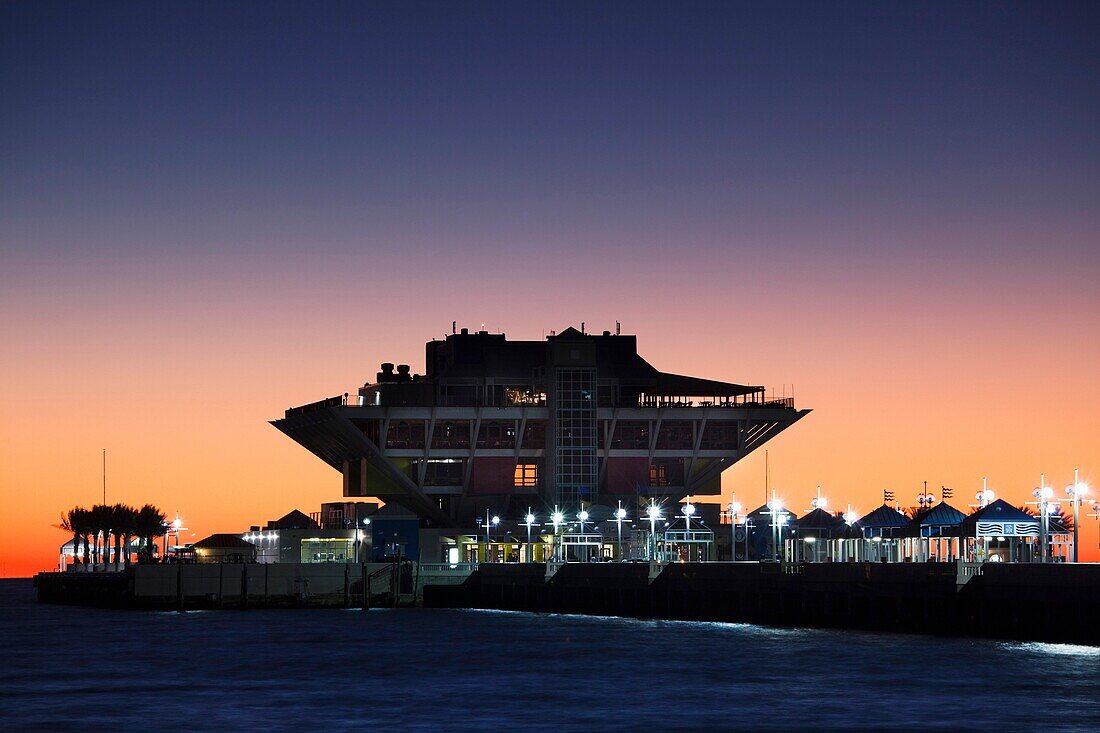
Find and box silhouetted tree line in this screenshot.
[60,504,168,567]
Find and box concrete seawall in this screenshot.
[423,562,1100,645]
[36,562,409,610]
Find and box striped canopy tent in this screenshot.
[904,502,967,561]
[960,499,1038,538]
[959,499,1041,563]
[788,507,846,562]
[853,505,909,562]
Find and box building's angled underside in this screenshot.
[272,326,809,526]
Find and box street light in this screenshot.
[484,510,500,561]
[646,500,662,561]
[1031,474,1055,563]
[524,508,536,563]
[727,496,742,561]
[916,481,936,508]
[577,509,590,561]
[768,493,784,562]
[614,502,627,561]
[1065,469,1089,563]
[810,485,828,511]
[551,507,564,562]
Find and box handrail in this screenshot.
[417,562,478,574]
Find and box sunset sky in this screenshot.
[2,1,1098,576]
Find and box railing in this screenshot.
[635,397,795,409]
[284,393,799,414]
[284,395,345,416]
[417,562,478,574]
[956,560,984,584]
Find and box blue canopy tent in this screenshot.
[853,505,909,562]
[905,502,966,561]
[744,504,797,561]
[960,499,1040,562]
[788,508,846,562]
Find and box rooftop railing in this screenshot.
[284,392,797,416]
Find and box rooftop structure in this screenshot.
[272,325,809,527]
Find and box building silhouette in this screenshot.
[272,325,809,527]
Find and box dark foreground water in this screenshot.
[1,579,1097,732]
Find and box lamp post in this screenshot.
[484,510,499,562]
[577,509,590,562]
[524,508,536,563]
[1089,501,1100,550]
[551,507,563,562]
[726,496,742,561]
[614,502,627,561]
[917,484,935,509]
[768,492,784,562]
[1031,474,1055,563]
[646,500,662,561]
[1064,469,1089,563]
[808,488,828,562]
[843,504,858,563]
[975,477,995,509]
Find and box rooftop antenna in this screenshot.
[102,448,106,505]
[581,321,585,334]
[452,321,456,334]
[616,321,621,336]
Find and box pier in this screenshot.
[423,561,1100,646]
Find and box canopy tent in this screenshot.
[852,505,909,562]
[787,508,847,561]
[854,505,909,538]
[903,501,968,561]
[662,516,715,562]
[959,499,1041,563]
[744,504,798,561]
[961,499,1039,538]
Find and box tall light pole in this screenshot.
[551,506,563,562]
[524,508,536,563]
[484,510,499,562]
[727,496,742,561]
[1031,474,1056,563]
[577,509,590,562]
[768,492,784,562]
[1089,501,1100,550]
[1065,469,1089,563]
[843,504,858,562]
[646,500,661,561]
[808,488,827,562]
[614,501,627,561]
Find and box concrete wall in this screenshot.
[424,562,1100,646]
[37,562,411,610]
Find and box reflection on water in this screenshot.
[1,579,1097,732]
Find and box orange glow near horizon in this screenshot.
[1,264,1097,575]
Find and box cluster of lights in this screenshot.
[243,531,279,542]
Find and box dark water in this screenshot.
[1,579,1097,732]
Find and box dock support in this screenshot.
[343,564,350,608]
[175,565,183,612]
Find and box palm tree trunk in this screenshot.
[82,535,91,568]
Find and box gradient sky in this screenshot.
[2,1,1098,575]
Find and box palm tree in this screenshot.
[136,504,168,563]
[88,504,111,567]
[59,507,88,567]
[112,504,138,568]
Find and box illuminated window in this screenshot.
[515,463,538,487]
[649,463,668,487]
